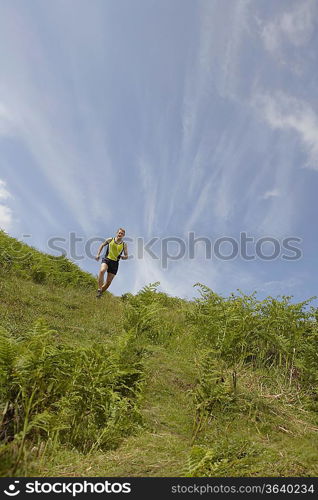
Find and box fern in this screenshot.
[0,318,144,465]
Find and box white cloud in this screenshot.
[185,178,214,233]
[0,101,17,136]
[254,91,318,169]
[0,179,12,200]
[0,4,114,236]
[262,0,316,53]
[0,179,13,231]
[0,205,13,231]
[262,189,281,200]
[138,157,158,238]
[172,0,252,234]
[129,234,261,300]
[180,0,250,152]
[258,275,307,296]
[131,253,186,297]
[130,241,205,297]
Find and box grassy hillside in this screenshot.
[0,231,317,477]
[0,230,96,290]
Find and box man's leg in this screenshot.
[101,272,116,292]
[98,263,108,290]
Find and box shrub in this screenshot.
[0,319,144,474]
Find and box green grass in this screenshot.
[33,340,197,478]
[0,232,318,477]
[0,272,124,346]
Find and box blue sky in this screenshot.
[0,0,317,303]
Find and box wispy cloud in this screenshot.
[260,0,317,74]
[0,0,316,302]
[130,251,221,299]
[0,179,13,231]
[262,189,281,200]
[254,90,318,169]
[262,0,316,53]
[164,0,252,232]
[0,101,18,136]
[0,179,11,200]
[258,274,308,297]
[138,157,158,238]
[0,2,115,235]
[185,178,214,233]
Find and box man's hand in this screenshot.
[95,255,100,261]
[121,242,128,260]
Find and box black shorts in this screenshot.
[101,257,119,275]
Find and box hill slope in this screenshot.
[0,232,317,477]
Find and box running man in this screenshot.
[95,227,128,298]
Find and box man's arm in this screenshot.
[121,242,129,260]
[95,238,112,260]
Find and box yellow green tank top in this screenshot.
[105,237,124,261]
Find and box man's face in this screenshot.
[117,229,125,238]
